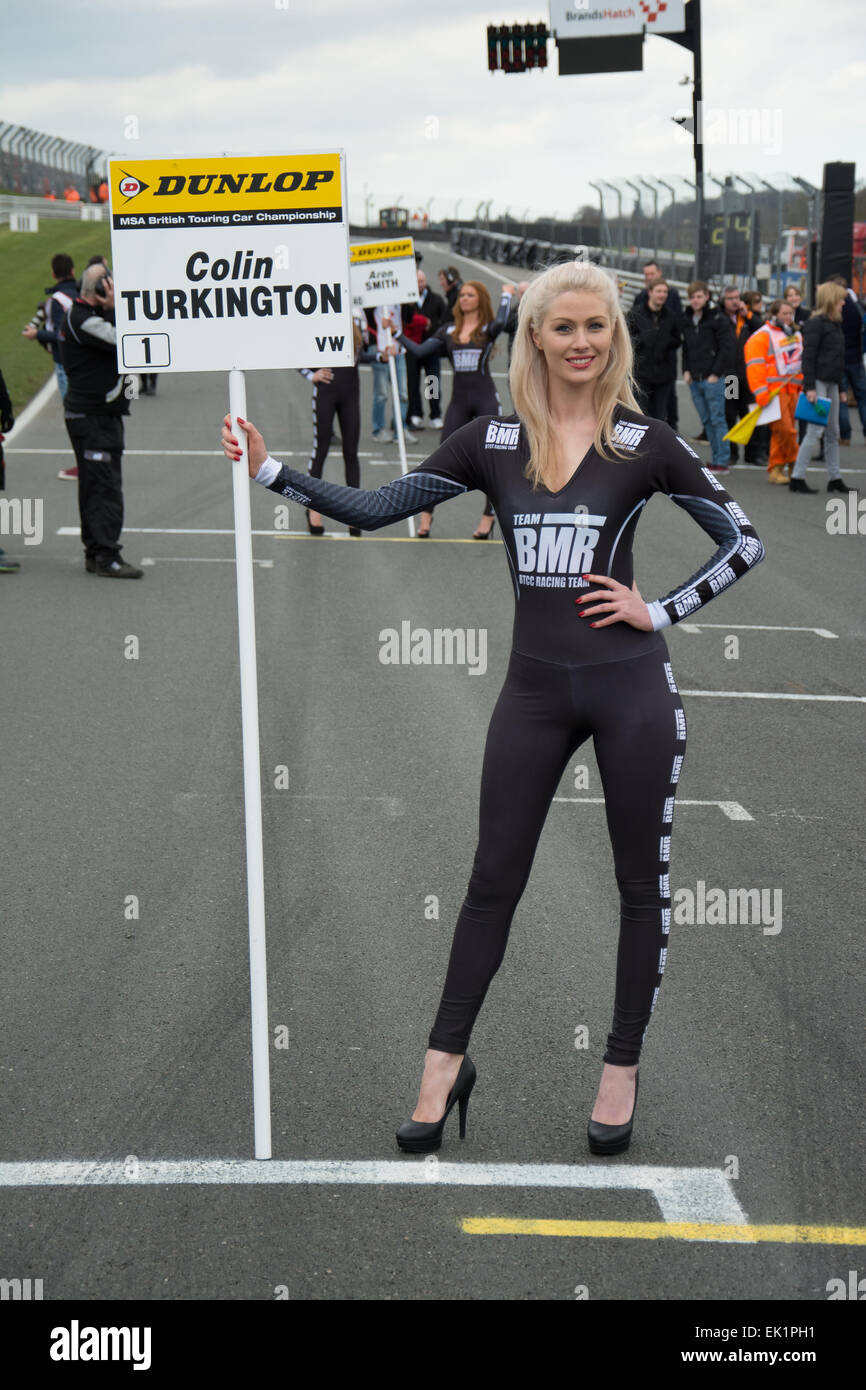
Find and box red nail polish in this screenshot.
[590,622,598,628]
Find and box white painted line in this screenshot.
[3,374,58,442]
[725,463,866,475]
[59,526,236,536]
[59,527,320,539]
[680,690,866,702]
[55,526,483,544]
[555,797,753,821]
[139,557,273,567]
[0,1160,747,1223]
[11,447,428,461]
[678,623,838,639]
[713,801,754,822]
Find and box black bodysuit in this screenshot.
[398,290,512,516]
[254,407,765,1063]
[297,332,378,489]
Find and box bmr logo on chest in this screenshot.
[485,421,520,449]
[513,510,607,587]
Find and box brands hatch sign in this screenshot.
[108,152,354,373]
[548,1,685,39]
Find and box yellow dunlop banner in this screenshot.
[109,153,343,231]
[350,238,415,264]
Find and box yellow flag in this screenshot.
[723,387,780,443]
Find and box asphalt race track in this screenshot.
[2,241,865,1302]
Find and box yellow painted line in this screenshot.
[461,1219,866,1245]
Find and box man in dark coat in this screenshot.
[626,279,682,421]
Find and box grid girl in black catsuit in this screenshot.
[394,279,514,536]
[297,317,381,535]
[222,260,765,1157]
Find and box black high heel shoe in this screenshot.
[396,1055,476,1153]
[348,526,361,537]
[587,1070,639,1156]
[305,509,325,535]
[472,518,496,540]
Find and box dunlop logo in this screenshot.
[110,155,344,227]
[144,170,334,198]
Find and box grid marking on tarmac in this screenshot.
[55,526,483,543]
[0,1161,746,1223]
[678,623,839,638]
[679,691,865,702]
[12,446,866,476]
[140,556,274,567]
[10,448,432,460]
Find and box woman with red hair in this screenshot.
[389,278,514,536]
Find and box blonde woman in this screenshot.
[789,281,850,494]
[221,260,765,1156]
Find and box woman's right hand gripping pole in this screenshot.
[222,414,268,480]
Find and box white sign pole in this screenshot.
[229,367,272,1161]
[384,325,415,538]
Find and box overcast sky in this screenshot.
[4,0,863,222]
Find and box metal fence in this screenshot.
[448,227,692,306]
[0,120,109,201]
[0,194,106,223]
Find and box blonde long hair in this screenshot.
[813,281,846,319]
[509,260,642,489]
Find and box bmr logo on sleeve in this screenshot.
[676,434,700,458]
[701,466,727,492]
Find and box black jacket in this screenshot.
[417,287,446,335]
[505,301,523,364]
[632,284,683,318]
[840,294,864,366]
[0,366,13,489]
[723,309,764,376]
[36,277,78,363]
[680,303,736,380]
[61,300,129,416]
[626,302,682,386]
[799,314,846,390]
[442,281,461,323]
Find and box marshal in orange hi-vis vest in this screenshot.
[744,321,803,481]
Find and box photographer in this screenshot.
[22,254,78,404]
[61,265,142,578]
